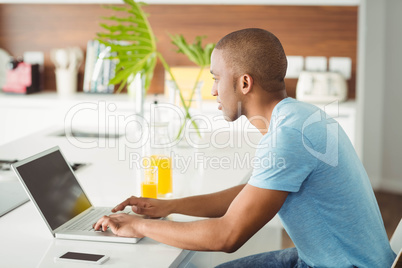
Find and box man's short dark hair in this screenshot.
[215,28,287,92]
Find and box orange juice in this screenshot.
[150,155,172,197]
[141,182,157,198]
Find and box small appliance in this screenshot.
[296,71,347,103]
[2,58,40,94]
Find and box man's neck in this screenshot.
[244,91,287,135]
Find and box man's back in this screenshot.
[249,97,396,267]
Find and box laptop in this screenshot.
[11,146,141,244]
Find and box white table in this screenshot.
[0,127,283,268]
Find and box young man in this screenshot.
[94,28,396,267]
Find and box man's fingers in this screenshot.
[102,219,108,231]
[112,199,130,212]
[109,213,125,218]
[93,216,119,233]
[132,203,153,215]
[111,196,153,216]
[132,205,141,214]
[111,204,124,213]
[93,215,109,231]
[112,196,140,212]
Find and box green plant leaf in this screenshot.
[97,1,210,140]
[169,33,215,67]
[142,54,157,90]
[97,33,152,44]
[102,5,129,12]
[203,43,215,66]
[97,0,157,92]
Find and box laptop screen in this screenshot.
[15,150,91,230]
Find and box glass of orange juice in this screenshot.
[150,155,172,198]
[142,121,174,198]
[141,166,158,199]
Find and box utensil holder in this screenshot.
[55,69,77,97]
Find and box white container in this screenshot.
[55,69,77,97]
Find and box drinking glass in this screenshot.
[141,166,158,199]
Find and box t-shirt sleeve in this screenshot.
[248,126,317,192]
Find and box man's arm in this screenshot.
[95,184,288,252]
[112,184,246,218]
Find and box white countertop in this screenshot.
[0,125,275,267]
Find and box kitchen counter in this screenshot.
[0,125,283,267]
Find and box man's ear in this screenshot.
[240,74,253,95]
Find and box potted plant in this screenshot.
[168,34,215,140]
[96,0,214,140]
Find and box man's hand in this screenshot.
[114,185,288,252]
[92,213,145,238]
[112,196,173,218]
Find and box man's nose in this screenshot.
[211,85,218,97]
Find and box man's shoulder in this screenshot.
[271,98,322,134]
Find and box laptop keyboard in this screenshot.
[66,208,115,231]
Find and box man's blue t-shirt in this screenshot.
[248,97,396,267]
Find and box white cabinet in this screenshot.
[312,101,356,148]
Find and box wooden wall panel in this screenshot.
[0,4,357,98]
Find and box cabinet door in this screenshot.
[324,109,355,148]
[334,112,355,147]
[314,103,356,148]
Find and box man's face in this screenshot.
[210,49,243,121]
